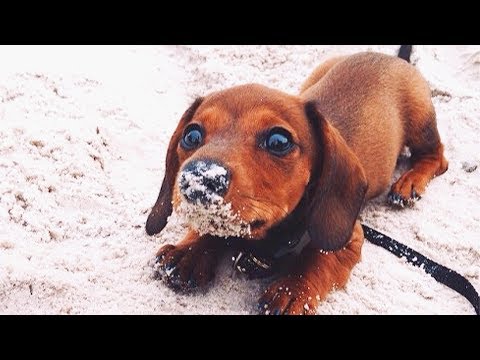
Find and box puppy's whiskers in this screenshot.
[236,193,290,218]
[230,193,290,230]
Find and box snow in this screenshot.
[0,45,479,314]
[175,160,250,238]
[175,199,251,239]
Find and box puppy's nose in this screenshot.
[179,160,230,204]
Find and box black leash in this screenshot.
[362,224,480,315]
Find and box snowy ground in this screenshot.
[0,45,479,314]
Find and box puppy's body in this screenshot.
[147,48,448,314]
[301,52,445,199]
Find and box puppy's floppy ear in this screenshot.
[304,101,368,251]
[146,97,203,235]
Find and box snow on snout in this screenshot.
[176,161,251,238]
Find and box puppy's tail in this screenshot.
[397,45,413,63]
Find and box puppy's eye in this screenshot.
[181,124,204,150]
[265,127,294,156]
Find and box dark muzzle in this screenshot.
[179,159,230,205]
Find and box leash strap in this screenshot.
[361,224,480,315]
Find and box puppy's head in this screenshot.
[146,84,367,251]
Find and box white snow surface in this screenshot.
[0,45,479,314]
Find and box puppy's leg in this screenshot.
[258,221,364,315]
[155,230,225,291]
[389,109,448,207]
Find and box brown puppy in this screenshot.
[146,47,448,314]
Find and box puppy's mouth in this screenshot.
[174,193,271,240]
[175,196,253,239]
[250,219,266,230]
[243,219,270,240]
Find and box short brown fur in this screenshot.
[147,51,448,315]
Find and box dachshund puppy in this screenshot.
[146,46,448,314]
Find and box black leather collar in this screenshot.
[231,228,311,279]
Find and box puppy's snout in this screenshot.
[179,160,230,204]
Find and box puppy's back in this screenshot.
[301,52,432,199]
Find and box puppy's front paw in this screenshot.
[388,170,423,208]
[154,243,217,291]
[387,190,420,208]
[258,276,319,315]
